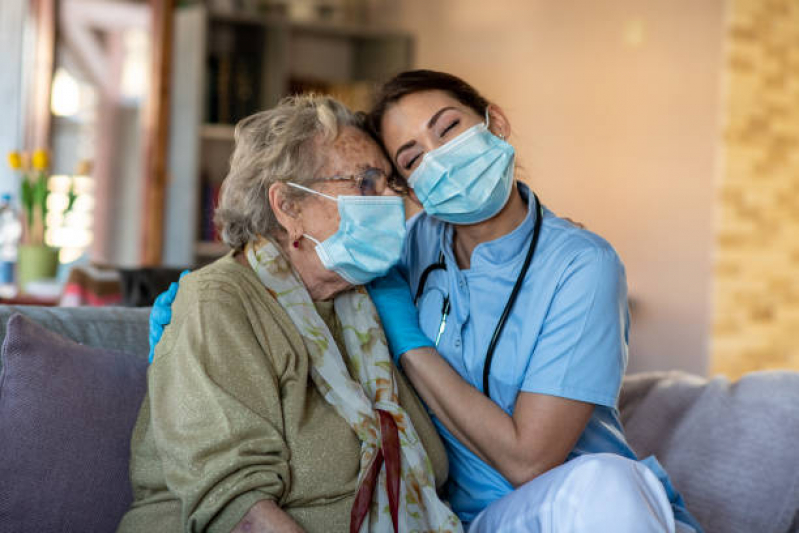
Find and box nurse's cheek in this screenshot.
[405,187,422,209]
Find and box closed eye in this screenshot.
[440,119,460,137]
[403,153,421,171]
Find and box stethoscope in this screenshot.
[413,193,544,398]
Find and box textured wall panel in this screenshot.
[713,0,799,378]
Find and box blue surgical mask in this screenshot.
[408,112,515,225]
[287,183,407,285]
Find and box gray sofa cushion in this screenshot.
[0,306,150,373]
[620,371,799,533]
[0,314,148,533]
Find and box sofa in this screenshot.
[0,304,797,533]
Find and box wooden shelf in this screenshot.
[208,9,286,28]
[208,9,404,39]
[0,294,60,306]
[201,123,236,141]
[289,19,405,39]
[195,241,229,257]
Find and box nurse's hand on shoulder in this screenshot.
[563,216,586,229]
[148,269,190,363]
[367,266,434,365]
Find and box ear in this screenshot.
[269,182,303,241]
[487,103,511,141]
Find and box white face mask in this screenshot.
[287,182,407,285]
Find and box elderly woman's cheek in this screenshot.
[303,199,342,242]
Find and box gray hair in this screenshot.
[214,94,362,250]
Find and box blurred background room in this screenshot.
[0,0,797,380]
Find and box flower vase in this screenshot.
[17,245,59,292]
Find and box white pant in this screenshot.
[468,453,687,533]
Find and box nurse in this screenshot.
[365,69,702,533]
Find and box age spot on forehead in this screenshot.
[321,127,386,175]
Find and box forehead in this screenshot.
[381,91,473,149]
[317,126,387,174]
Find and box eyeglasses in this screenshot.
[309,167,408,197]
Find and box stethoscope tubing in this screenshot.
[412,193,544,398]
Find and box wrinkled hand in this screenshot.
[367,266,434,365]
[148,270,190,363]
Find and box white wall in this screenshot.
[107,105,145,267]
[0,0,28,197]
[377,0,727,375]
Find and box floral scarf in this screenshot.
[246,239,462,533]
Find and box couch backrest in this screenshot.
[0,305,150,371]
[620,370,799,533]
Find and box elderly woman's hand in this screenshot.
[232,500,306,533]
[367,266,434,365]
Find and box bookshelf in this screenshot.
[200,123,236,141]
[162,4,413,267]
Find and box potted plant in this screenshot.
[6,149,76,291]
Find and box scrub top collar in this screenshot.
[440,181,540,272]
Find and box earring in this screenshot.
[499,132,506,140]
[292,240,300,249]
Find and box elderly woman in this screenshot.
[116,95,461,533]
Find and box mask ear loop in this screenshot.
[303,233,322,246]
[285,182,332,246]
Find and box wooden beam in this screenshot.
[140,0,175,266]
[26,0,57,151]
[64,0,149,31]
[59,0,150,92]
[89,32,125,266]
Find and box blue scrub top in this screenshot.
[399,183,701,531]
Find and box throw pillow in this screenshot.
[0,313,148,533]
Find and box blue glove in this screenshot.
[148,269,190,363]
[367,266,434,365]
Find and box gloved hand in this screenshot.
[148,269,190,363]
[367,266,434,365]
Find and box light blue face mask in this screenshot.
[287,182,407,285]
[408,111,515,225]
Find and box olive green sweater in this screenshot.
[117,254,448,533]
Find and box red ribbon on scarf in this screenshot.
[350,409,401,533]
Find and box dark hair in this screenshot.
[366,69,490,140]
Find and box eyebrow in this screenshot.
[393,140,416,164]
[393,106,458,163]
[427,106,457,130]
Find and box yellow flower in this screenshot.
[32,149,49,171]
[7,152,22,170]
